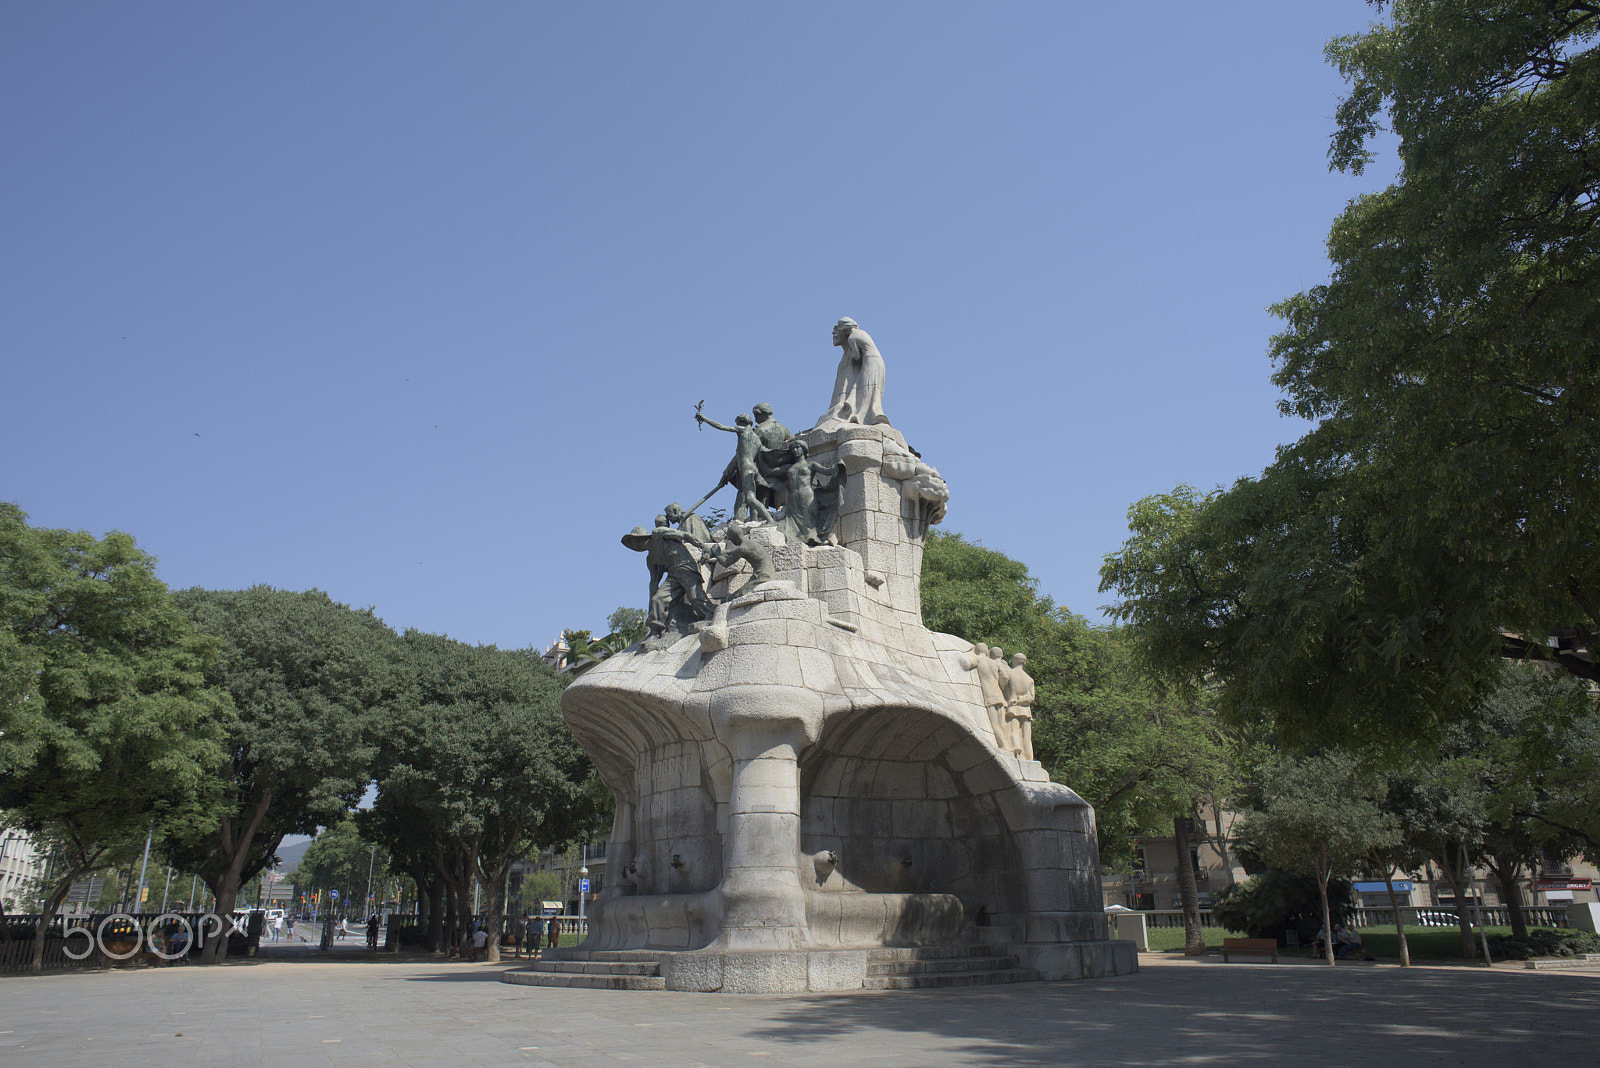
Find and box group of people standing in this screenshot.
[961,643,1037,761]
[511,913,562,958]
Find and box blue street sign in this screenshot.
[578,878,590,892]
[330,889,340,899]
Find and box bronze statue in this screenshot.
[622,515,713,645]
[663,502,712,548]
[771,440,846,546]
[692,411,774,523]
[709,521,776,586]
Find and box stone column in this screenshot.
[718,717,810,949]
[601,799,634,898]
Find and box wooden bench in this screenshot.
[1220,937,1278,963]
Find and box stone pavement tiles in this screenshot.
[1,955,1595,1067]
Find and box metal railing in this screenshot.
[385,912,590,948]
[1351,904,1571,929]
[1,911,227,973]
[1130,904,1573,932]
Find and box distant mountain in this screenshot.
[274,837,312,875]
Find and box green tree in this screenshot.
[167,586,409,962]
[1411,667,1596,950]
[366,633,600,961]
[1234,754,1399,965]
[1102,4,1600,744]
[295,818,390,915]
[0,504,232,971]
[563,607,652,666]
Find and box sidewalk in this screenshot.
[3,950,1595,1067]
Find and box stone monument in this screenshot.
[517,319,1136,992]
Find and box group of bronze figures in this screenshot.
[622,402,846,648]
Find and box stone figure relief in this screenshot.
[881,437,950,530]
[959,641,1009,749]
[622,515,715,649]
[1008,652,1036,761]
[817,317,889,427]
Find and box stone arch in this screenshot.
[563,687,734,900]
[798,704,1030,936]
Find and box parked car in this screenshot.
[1412,909,1459,926]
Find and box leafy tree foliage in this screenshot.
[1103,3,1600,744]
[564,606,651,665]
[1234,754,1399,965]
[363,633,600,961]
[294,817,390,912]
[167,586,409,961]
[1213,869,1357,945]
[0,504,232,971]
[1401,666,1599,949]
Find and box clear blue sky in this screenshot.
[4,2,1395,649]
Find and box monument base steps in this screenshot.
[863,945,1040,989]
[501,949,666,991]
[500,943,1058,992]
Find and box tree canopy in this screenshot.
[0,503,232,970]
[295,817,390,910]
[363,632,600,960]
[167,585,410,960]
[1235,753,1399,965]
[1103,3,1600,744]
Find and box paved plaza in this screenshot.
[3,951,1596,1067]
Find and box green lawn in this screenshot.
[1143,924,1523,959]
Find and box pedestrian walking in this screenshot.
[547,915,561,950]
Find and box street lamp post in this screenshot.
[365,846,377,918]
[134,828,153,912]
[578,842,589,928]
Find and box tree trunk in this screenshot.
[203,865,244,964]
[406,869,431,952]
[28,873,79,974]
[1382,868,1410,967]
[1173,813,1205,955]
[443,879,457,956]
[1315,864,1336,966]
[480,866,505,963]
[457,879,475,958]
[1204,801,1236,887]
[426,874,444,953]
[1434,848,1479,959]
[1489,854,1529,940]
[197,790,274,964]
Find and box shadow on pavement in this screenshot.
[734,962,1597,1066]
